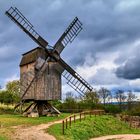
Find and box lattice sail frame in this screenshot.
[5,7,93,100]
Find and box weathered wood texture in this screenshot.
[20,47,64,101]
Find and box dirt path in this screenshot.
[11,118,140,140]
[11,114,84,140]
[12,119,62,140]
[90,134,140,140]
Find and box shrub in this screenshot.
[104,104,121,114]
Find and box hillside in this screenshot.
[48,115,140,140]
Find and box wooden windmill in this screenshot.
[5,7,93,116]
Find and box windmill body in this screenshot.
[5,7,93,116]
[20,47,64,101]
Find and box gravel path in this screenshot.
[11,119,62,140]
[90,134,140,140]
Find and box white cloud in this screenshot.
[3,74,19,88]
[116,0,140,12]
[76,52,119,81]
[129,79,140,87]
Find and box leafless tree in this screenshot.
[127,91,137,110]
[115,90,126,110]
[98,87,111,106]
[65,91,73,99]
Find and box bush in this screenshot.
[0,105,15,114]
[127,108,140,116]
[104,104,121,114]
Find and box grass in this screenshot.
[0,113,70,127]
[0,136,8,140]
[0,113,70,140]
[47,115,140,140]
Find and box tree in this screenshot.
[98,87,111,106]
[84,91,99,109]
[63,92,77,112]
[6,80,20,94]
[5,80,20,104]
[115,90,126,110]
[0,80,20,105]
[0,90,13,105]
[0,90,6,103]
[127,91,137,110]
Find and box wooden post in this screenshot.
[138,119,140,128]
[70,117,71,126]
[130,117,132,128]
[66,119,67,129]
[62,120,64,135]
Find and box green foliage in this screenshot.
[84,91,99,105]
[6,80,20,94]
[126,102,140,116]
[0,136,7,140]
[6,80,20,103]
[104,105,121,114]
[50,100,62,108]
[57,91,100,113]
[0,105,15,115]
[48,115,140,140]
[0,80,20,105]
[0,91,14,105]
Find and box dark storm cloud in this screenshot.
[116,55,140,80]
[1,0,140,90]
[61,0,140,67]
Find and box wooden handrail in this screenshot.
[62,110,105,134]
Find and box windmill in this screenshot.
[5,7,93,116]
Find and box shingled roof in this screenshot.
[20,47,46,66]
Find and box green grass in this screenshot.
[48,115,140,140]
[0,113,70,127]
[0,136,8,140]
[0,113,70,140]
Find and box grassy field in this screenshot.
[48,115,140,140]
[0,113,70,140]
[0,113,70,127]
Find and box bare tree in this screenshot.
[115,90,126,110]
[127,91,137,110]
[98,87,111,106]
[84,91,99,104]
[65,91,73,99]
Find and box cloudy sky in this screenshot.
[1,0,140,95]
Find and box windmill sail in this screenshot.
[53,17,82,54]
[5,7,51,100]
[59,58,93,96]
[6,6,93,100]
[5,7,48,48]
